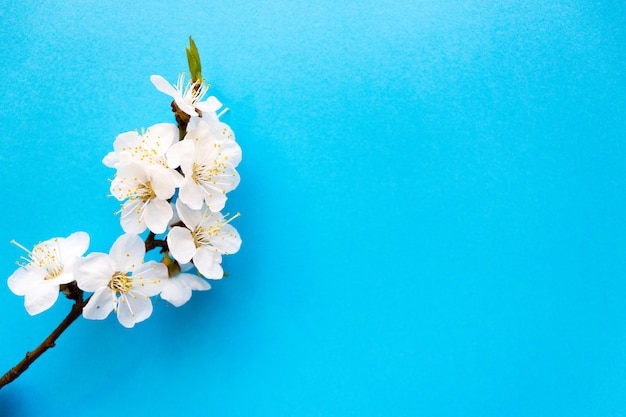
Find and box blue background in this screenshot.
[0,1,625,415]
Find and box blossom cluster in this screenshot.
[7,74,242,328]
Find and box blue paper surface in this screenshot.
[0,1,625,415]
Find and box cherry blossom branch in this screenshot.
[0,37,239,390]
[0,284,89,390]
[0,232,171,390]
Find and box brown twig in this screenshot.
[0,227,176,390]
[0,288,90,390]
[144,231,168,253]
[1,63,191,390]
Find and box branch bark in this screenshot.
[0,290,89,390]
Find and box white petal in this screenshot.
[204,190,227,213]
[196,96,222,113]
[114,161,148,181]
[54,270,77,286]
[110,162,148,201]
[187,116,201,131]
[213,122,236,142]
[175,97,199,117]
[24,281,59,315]
[126,291,153,324]
[179,180,205,210]
[179,261,194,272]
[8,268,38,296]
[117,292,152,328]
[221,139,243,167]
[167,227,196,264]
[102,151,119,168]
[143,199,173,234]
[166,139,194,170]
[212,224,242,255]
[146,123,178,152]
[190,118,210,132]
[193,247,223,279]
[75,253,114,292]
[83,287,116,320]
[131,261,167,296]
[113,131,141,153]
[180,273,211,291]
[164,168,184,188]
[150,75,178,97]
[160,278,192,307]
[175,198,202,229]
[59,231,90,265]
[109,234,145,273]
[148,166,177,200]
[120,200,148,234]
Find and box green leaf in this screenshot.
[186,36,202,82]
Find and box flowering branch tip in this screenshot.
[1,36,243,388]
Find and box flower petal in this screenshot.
[83,287,116,320]
[160,278,192,307]
[150,75,178,97]
[102,151,119,167]
[193,247,223,279]
[147,166,177,200]
[167,227,196,264]
[222,139,243,166]
[143,199,173,234]
[132,261,167,296]
[24,281,59,315]
[75,253,114,292]
[54,270,77,286]
[212,224,242,255]
[179,180,205,210]
[113,131,141,154]
[174,97,199,117]
[7,268,38,296]
[196,96,222,113]
[145,123,178,153]
[204,189,228,213]
[109,233,145,273]
[110,162,148,201]
[117,292,152,328]
[59,231,90,265]
[126,291,153,324]
[175,198,202,229]
[180,273,211,291]
[120,200,148,234]
[166,138,194,170]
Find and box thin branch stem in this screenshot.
[145,231,168,253]
[0,71,187,390]
[0,232,174,390]
[0,288,90,390]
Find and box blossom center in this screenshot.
[122,140,168,168]
[191,224,222,248]
[12,239,64,280]
[134,181,156,202]
[191,213,240,248]
[178,74,209,107]
[191,161,227,187]
[109,272,132,294]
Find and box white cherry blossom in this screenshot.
[8,232,89,315]
[110,162,176,234]
[167,119,241,211]
[167,199,241,279]
[76,233,166,328]
[161,271,211,307]
[151,73,222,117]
[103,123,180,170]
